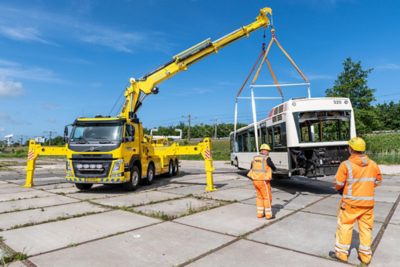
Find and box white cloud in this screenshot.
[0,65,62,83]
[0,59,19,67]
[376,63,400,71]
[0,79,23,96]
[0,5,170,53]
[0,25,51,44]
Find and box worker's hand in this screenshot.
[337,188,344,195]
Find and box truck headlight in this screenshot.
[112,160,123,172]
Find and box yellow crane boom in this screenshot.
[120,7,272,120]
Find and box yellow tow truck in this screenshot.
[24,6,273,191]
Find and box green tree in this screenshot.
[326,58,375,109]
[326,58,378,134]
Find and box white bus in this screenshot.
[230,97,356,177]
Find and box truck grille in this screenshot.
[72,161,111,178]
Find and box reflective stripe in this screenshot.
[358,246,372,255]
[345,160,353,196]
[355,177,376,183]
[334,247,349,254]
[257,211,264,214]
[257,207,264,210]
[345,160,375,200]
[359,245,371,251]
[361,156,367,166]
[336,180,345,186]
[375,180,382,184]
[335,242,350,249]
[343,195,374,201]
[264,208,272,212]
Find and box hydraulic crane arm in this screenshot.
[120,7,272,120]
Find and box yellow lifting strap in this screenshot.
[250,27,309,96]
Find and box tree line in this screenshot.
[326,57,400,134]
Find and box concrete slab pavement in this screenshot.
[133,197,221,219]
[29,222,234,267]
[247,211,383,265]
[303,196,394,223]
[0,195,79,213]
[389,204,400,225]
[371,224,400,267]
[1,210,160,256]
[188,239,347,267]
[198,187,255,202]
[92,190,181,208]
[175,202,293,236]
[0,190,55,202]
[0,202,109,231]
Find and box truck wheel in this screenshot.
[75,183,93,191]
[123,165,140,191]
[144,163,155,185]
[173,159,179,176]
[167,160,174,177]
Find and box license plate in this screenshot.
[86,178,98,183]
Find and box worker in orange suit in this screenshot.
[332,137,382,265]
[247,144,276,219]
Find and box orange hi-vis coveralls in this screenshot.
[247,155,273,219]
[334,154,382,263]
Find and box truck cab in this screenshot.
[65,116,178,191]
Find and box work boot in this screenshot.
[329,251,348,263]
[358,253,371,265]
[257,214,264,218]
[265,214,273,220]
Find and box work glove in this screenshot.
[337,188,344,196]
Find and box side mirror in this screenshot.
[64,126,69,143]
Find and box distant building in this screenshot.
[34,136,46,144]
[4,134,13,147]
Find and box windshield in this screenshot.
[294,110,351,142]
[70,124,122,143]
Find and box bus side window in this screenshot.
[273,125,281,146]
[267,127,273,149]
[281,122,287,147]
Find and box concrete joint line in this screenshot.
[371,192,400,253]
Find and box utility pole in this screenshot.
[44,131,56,146]
[182,114,191,141]
[213,118,218,139]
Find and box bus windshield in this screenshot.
[70,124,122,143]
[294,110,351,142]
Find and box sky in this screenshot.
[0,0,399,140]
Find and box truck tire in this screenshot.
[123,165,141,191]
[75,183,93,191]
[143,163,155,185]
[167,160,174,177]
[173,159,179,176]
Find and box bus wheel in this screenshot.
[123,165,141,191]
[233,157,238,167]
[75,183,93,191]
[144,163,155,185]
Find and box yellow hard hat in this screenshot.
[260,144,271,151]
[348,137,366,152]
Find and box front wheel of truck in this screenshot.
[75,183,93,191]
[123,165,141,191]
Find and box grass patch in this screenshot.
[180,139,231,161]
[364,133,400,164]
[1,252,28,264]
